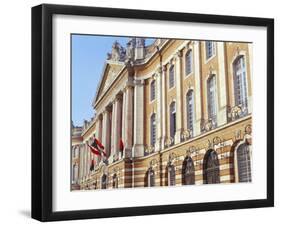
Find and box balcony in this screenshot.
[201,117,217,133]
[227,105,248,122]
[144,145,155,156]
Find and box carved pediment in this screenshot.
[94,63,124,105]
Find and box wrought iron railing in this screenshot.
[181,129,193,142]
[227,105,248,122]
[201,117,217,132]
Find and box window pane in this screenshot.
[168,165,176,186]
[150,80,155,101]
[233,56,248,111]
[186,91,194,136]
[184,157,195,185]
[150,113,156,146]
[169,65,174,88]
[207,75,217,124]
[237,143,252,182]
[204,150,220,184]
[206,41,214,59]
[170,102,176,139]
[186,50,192,75]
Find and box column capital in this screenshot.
[162,64,167,72]
[176,49,183,58]
[115,93,123,101]
[125,80,135,88]
[156,66,162,75]
[97,113,103,120]
[134,79,145,86]
[104,105,111,113]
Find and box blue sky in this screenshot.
[71,35,154,126]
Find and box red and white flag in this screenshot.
[89,138,107,157]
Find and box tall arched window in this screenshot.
[205,41,215,60]
[186,90,195,136]
[169,65,175,88]
[185,50,193,75]
[168,164,176,186]
[150,80,156,101]
[203,150,220,184]
[183,157,195,185]
[170,102,176,140]
[147,168,155,187]
[207,75,217,125]
[236,143,252,182]
[112,174,118,188]
[101,174,107,189]
[233,56,248,111]
[150,113,156,146]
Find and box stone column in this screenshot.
[102,108,111,157]
[122,90,127,152]
[79,144,84,181]
[155,67,163,152]
[132,79,145,157]
[110,100,116,163]
[174,51,184,144]
[217,42,228,126]
[85,140,90,176]
[83,142,88,179]
[114,95,123,160]
[161,65,167,149]
[95,115,102,164]
[194,41,203,136]
[248,44,253,114]
[123,85,134,157]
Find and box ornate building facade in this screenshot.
[71,38,252,190]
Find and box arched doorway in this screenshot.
[236,143,252,182]
[203,150,220,184]
[101,174,107,189]
[112,173,118,188]
[145,167,155,187]
[167,164,176,186]
[182,157,195,185]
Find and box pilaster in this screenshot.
[174,50,183,144]
[217,42,228,126]
[155,67,163,151]
[161,65,167,149]
[132,79,145,157]
[123,85,134,157]
[194,41,203,136]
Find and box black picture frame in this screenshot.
[31,3,274,222]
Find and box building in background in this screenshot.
[71,38,252,190]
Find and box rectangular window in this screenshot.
[207,75,217,124]
[169,65,175,88]
[170,102,176,140]
[186,50,192,75]
[150,80,156,101]
[234,56,248,110]
[205,41,215,60]
[186,91,194,136]
[150,114,156,146]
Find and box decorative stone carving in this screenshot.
[107,41,126,62]
[149,159,158,173]
[227,105,248,121]
[164,136,174,148]
[144,145,155,156]
[201,118,217,132]
[181,129,192,142]
[126,38,136,60]
[245,124,252,135]
[136,38,145,47]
